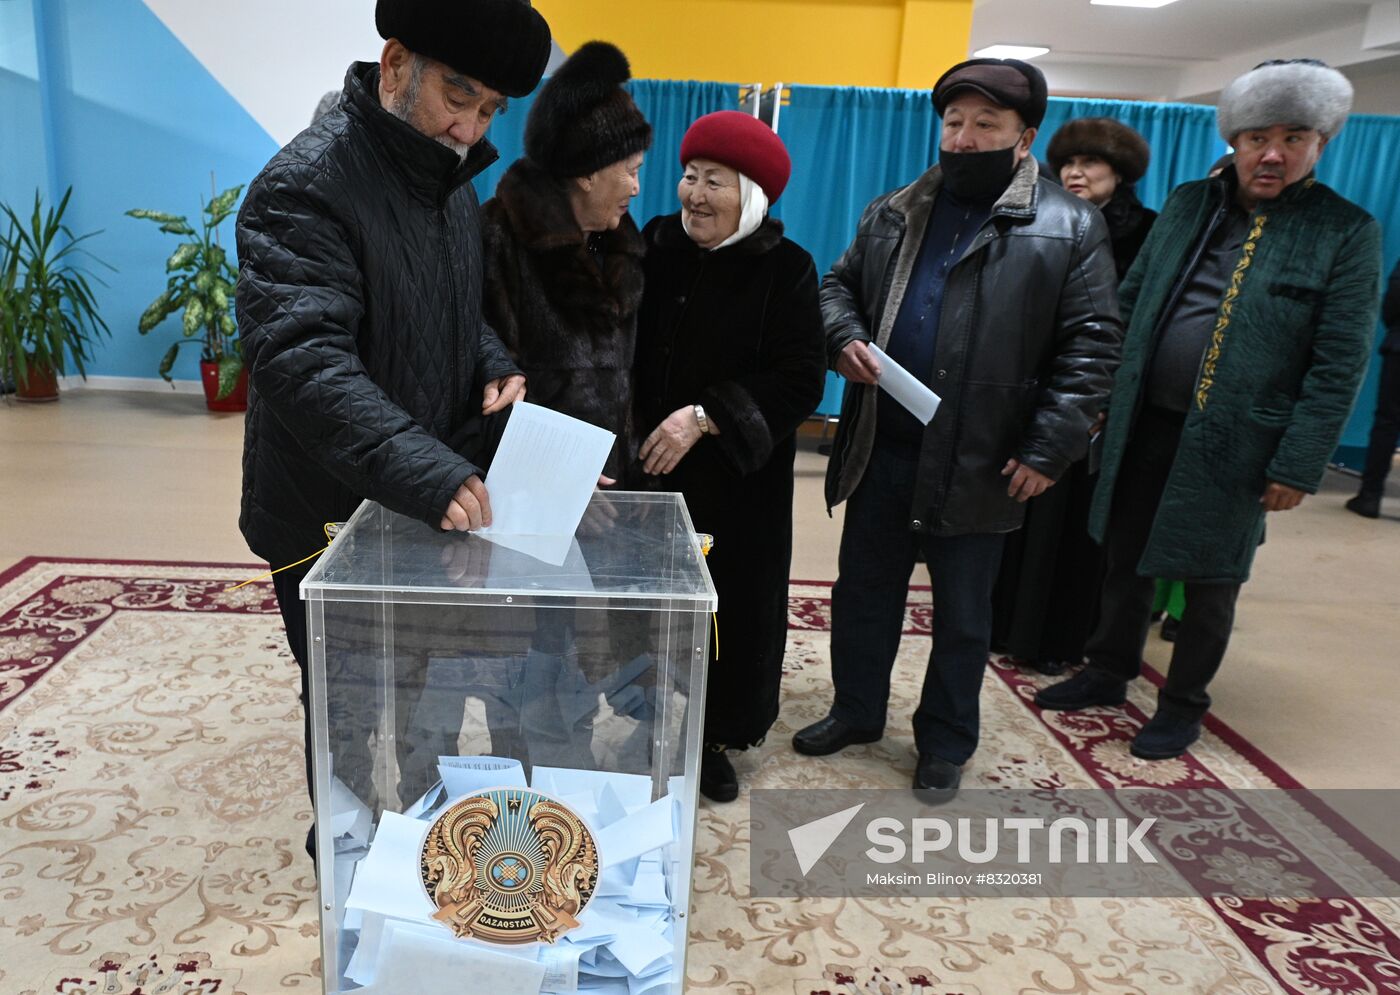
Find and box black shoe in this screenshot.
[1028,657,1073,677]
[1130,710,1202,760]
[1160,616,1180,642]
[913,753,961,805]
[700,747,738,802]
[1346,493,1381,519]
[792,715,882,756]
[1035,668,1128,711]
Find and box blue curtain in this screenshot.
[472,79,736,229]
[771,85,937,275]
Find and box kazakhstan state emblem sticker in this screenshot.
[420,787,600,945]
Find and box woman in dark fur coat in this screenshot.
[481,41,651,482]
[478,42,653,772]
[991,117,1157,674]
[635,111,826,802]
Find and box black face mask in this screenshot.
[939,141,1022,202]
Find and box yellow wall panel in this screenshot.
[534,0,972,89]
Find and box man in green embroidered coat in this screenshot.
[1037,59,1383,759]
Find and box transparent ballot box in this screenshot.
[302,492,716,995]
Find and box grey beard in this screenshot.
[386,57,471,164]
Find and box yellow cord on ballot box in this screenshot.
[698,532,718,660]
[224,523,342,592]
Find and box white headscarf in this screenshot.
[714,173,770,249]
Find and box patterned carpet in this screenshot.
[0,558,1396,995]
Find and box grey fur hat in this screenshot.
[1217,60,1353,142]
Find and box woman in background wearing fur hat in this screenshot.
[991,117,1156,676]
[635,111,826,802]
[1049,117,1157,279]
[481,40,651,484]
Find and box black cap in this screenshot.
[376,0,552,98]
[933,58,1048,129]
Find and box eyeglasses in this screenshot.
[1253,58,1329,69]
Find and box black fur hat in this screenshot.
[376,0,551,98]
[524,41,652,178]
[1046,117,1151,184]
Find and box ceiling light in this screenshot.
[972,45,1050,60]
[1090,0,1181,8]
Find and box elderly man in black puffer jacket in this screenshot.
[235,0,551,841]
[793,59,1123,800]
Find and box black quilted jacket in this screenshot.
[237,62,520,566]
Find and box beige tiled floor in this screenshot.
[3,388,1398,801]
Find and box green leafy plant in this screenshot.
[127,183,244,399]
[0,187,111,392]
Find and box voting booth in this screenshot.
[302,491,716,995]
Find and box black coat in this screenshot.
[635,214,826,748]
[1382,260,1400,355]
[481,159,646,480]
[821,157,1123,536]
[1101,188,1158,281]
[991,185,1156,665]
[237,62,519,566]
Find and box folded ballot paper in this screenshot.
[339,757,681,994]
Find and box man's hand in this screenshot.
[1261,481,1306,512]
[1002,459,1055,502]
[836,340,882,385]
[1089,411,1107,437]
[640,406,704,475]
[440,475,492,531]
[482,374,526,414]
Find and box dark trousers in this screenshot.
[1086,407,1241,721]
[272,564,317,857]
[829,443,1006,765]
[1360,352,1400,496]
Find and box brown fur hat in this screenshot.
[1046,117,1151,184]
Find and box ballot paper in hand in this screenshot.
[479,402,615,564]
[868,343,941,424]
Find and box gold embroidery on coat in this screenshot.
[1196,214,1268,411]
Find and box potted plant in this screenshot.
[0,188,111,402]
[127,183,246,411]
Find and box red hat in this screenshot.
[679,111,791,203]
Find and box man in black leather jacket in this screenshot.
[792,59,1122,799]
[235,0,550,840]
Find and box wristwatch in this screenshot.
[693,403,710,435]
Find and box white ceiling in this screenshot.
[970,0,1400,103]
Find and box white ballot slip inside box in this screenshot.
[329,776,373,844]
[478,402,616,566]
[344,812,437,925]
[357,924,549,995]
[437,755,527,798]
[868,343,941,424]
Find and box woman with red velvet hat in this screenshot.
[634,111,826,802]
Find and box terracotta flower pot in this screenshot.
[14,358,60,402]
[200,360,248,413]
